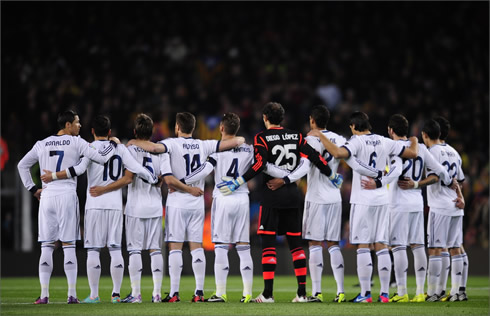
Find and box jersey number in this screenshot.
[368,152,377,168]
[49,150,64,172]
[442,161,458,178]
[226,158,239,178]
[103,155,123,181]
[272,144,297,170]
[183,154,201,176]
[401,156,424,181]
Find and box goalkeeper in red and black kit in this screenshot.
[217,102,343,303]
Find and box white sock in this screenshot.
[309,246,323,295]
[63,245,78,298]
[428,255,442,296]
[329,245,345,294]
[39,243,54,298]
[461,252,469,291]
[357,248,372,296]
[376,248,391,295]
[214,245,229,297]
[168,250,183,296]
[236,244,253,296]
[436,252,450,295]
[191,248,206,295]
[150,251,164,297]
[450,255,464,295]
[86,249,101,298]
[412,245,427,295]
[128,251,142,297]
[109,247,124,295]
[392,246,408,296]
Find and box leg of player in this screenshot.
[62,241,80,304]
[459,245,469,300]
[236,243,253,303]
[427,247,442,301]
[448,247,464,301]
[327,241,345,303]
[375,243,391,303]
[122,250,142,303]
[287,234,307,302]
[252,234,276,303]
[350,245,373,303]
[410,244,427,302]
[83,248,101,303]
[35,242,55,304]
[307,241,323,302]
[207,243,229,302]
[390,245,409,302]
[190,242,206,302]
[150,249,163,303]
[164,242,183,302]
[437,250,451,301]
[109,246,124,303]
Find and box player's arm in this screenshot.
[90,169,133,197]
[184,158,215,184]
[120,146,158,184]
[398,173,439,190]
[307,129,349,158]
[452,178,465,209]
[422,147,451,186]
[79,137,117,164]
[41,156,90,183]
[164,175,203,197]
[362,156,402,189]
[17,144,42,199]
[126,139,167,154]
[266,157,309,191]
[263,161,291,179]
[299,142,344,188]
[399,136,419,159]
[345,156,383,178]
[217,137,245,152]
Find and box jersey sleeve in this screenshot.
[299,141,332,177]
[263,162,291,178]
[17,142,40,192]
[203,139,220,156]
[77,137,115,164]
[68,156,90,178]
[345,156,381,178]
[455,153,465,182]
[242,133,269,181]
[421,145,451,185]
[158,140,170,154]
[385,137,406,157]
[341,136,360,158]
[379,155,403,186]
[160,153,172,177]
[121,146,157,184]
[284,157,310,183]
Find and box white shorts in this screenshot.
[303,201,341,242]
[125,215,163,251]
[389,211,425,246]
[38,192,80,242]
[84,209,123,248]
[165,206,204,243]
[349,204,389,244]
[427,211,463,248]
[211,194,250,244]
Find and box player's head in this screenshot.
[57,109,81,136]
[134,113,153,140]
[387,114,409,138]
[262,102,285,126]
[349,111,371,133]
[220,112,240,136]
[421,119,441,146]
[310,105,330,130]
[175,112,196,135]
[92,115,111,138]
[434,116,450,141]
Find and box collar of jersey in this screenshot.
[268,127,283,130]
[181,137,193,139]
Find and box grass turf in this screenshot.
[0,275,488,315]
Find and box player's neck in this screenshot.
[392,135,407,141]
[221,134,234,141]
[353,130,370,136]
[426,138,441,147]
[178,132,192,138]
[57,129,73,136]
[266,123,281,129]
[94,136,108,141]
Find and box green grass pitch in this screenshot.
[1,275,488,315]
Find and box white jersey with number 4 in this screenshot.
[160,137,219,209]
[342,133,407,206]
[426,143,465,216]
[18,134,115,197]
[305,131,346,204]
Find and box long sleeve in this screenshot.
[299,142,332,177]
[185,159,215,184]
[423,147,451,185]
[345,156,382,178]
[77,137,115,164]
[263,161,291,179]
[17,144,39,192]
[242,135,269,182]
[284,157,310,183]
[121,146,157,184]
[379,156,403,187]
[67,156,90,178]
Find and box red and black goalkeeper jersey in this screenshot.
[242,127,332,208]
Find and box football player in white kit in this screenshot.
[127,112,245,302]
[17,110,117,304]
[40,115,158,304]
[308,111,418,303]
[183,113,254,303]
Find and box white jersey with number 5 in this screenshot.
[17,134,115,197]
[160,137,219,209]
[426,143,465,216]
[342,134,406,205]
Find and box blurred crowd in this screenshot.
[2,2,488,249]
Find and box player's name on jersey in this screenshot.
[440,150,456,157]
[45,140,71,146]
[365,139,381,146]
[265,133,298,142]
[183,143,200,150]
[133,147,149,153]
[231,147,252,153]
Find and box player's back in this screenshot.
[305,131,346,204]
[125,145,165,218]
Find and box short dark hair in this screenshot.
[388,114,409,137]
[221,112,240,135]
[422,119,441,140]
[263,102,285,125]
[310,105,330,129]
[134,113,154,140]
[176,112,196,134]
[57,110,77,129]
[349,111,372,132]
[434,116,450,140]
[92,115,111,137]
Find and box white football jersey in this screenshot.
[342,133,407,205]
[18,134,115,197]
[124,145,168,218]
[426,143,465,216]
[304,131,346,204]
[389,141,451,212]
[160,137,219,209]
